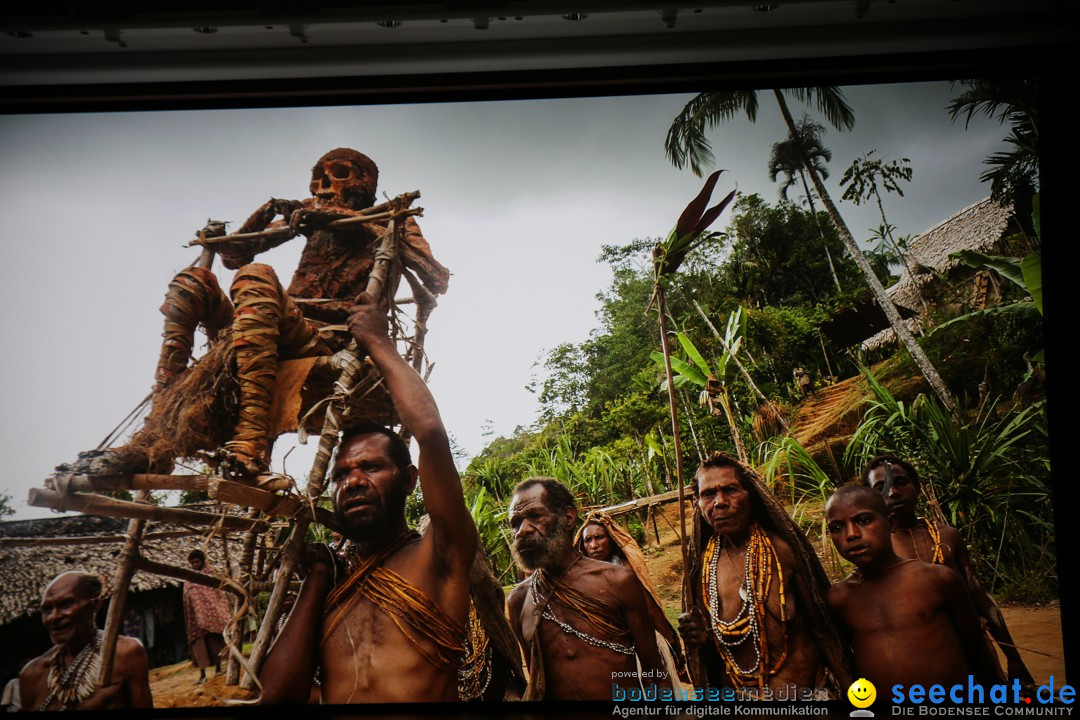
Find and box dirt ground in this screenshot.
[148,502,1066,707]
[149,661,256,708]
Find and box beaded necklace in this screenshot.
[700,524,788,687]
[902,517,945,565]
[458,602,493,701]
[39,629,103,710]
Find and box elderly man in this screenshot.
[507,478,670,700]
[259,291,476,703]
[863,455,1033,686]
[19,572,152,711]
[678,452,850,692]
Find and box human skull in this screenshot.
[309,148,378,211]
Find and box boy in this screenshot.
[824,486,1000,693]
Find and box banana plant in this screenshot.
[650,307,748,462]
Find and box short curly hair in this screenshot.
[511,476,576,514]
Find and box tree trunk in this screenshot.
[773,89,957,414]
[798,168,842,292]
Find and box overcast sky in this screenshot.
[0,81,1007,520]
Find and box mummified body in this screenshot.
[100,149,448,479]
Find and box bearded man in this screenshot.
[678,452,850,692]
[507,477,671,700]
[19,572,152,711]
[259,292,475,703]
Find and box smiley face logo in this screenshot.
[848,678,877,708]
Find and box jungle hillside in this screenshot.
[447,80,1052,606]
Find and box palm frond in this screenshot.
[782,86,855,132]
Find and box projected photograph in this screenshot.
[0,77,1060,709]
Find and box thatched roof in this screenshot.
[0,505,249,627]
[862,197,1013,350]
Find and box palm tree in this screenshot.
[947,79,1038,204]
[767,115,842,292]
[666,87,957,414]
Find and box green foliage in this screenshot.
[665,88,855,177]
[843,368,1054,593]
[717,194,863,308]
[840,150,913,205]
[0,491,14,518]
[768,116,831,202]
[947,79,1039,204]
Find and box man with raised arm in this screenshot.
[259,291,476,704]
[507,477,671,700]
[863,455,1032,686]
[19,572,152,711]
[678,452,851,692]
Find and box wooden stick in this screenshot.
[189,197,422,247]
[97,490,148,687]
[52,473,290,494]
[0,530,199,547]
[584,485,693,517]
[230,510,263,685]
[241,196,407,689]
[133,556,244,598]
[53,474,211,494]
[27,488,268,533]
[655,285,703,685]
[208,478,341,531]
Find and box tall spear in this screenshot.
[648,171,734,686]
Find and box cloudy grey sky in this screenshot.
[0,81,1006,520]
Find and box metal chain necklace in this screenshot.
[39,629,104,710]
[531,560,636,656]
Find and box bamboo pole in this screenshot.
[27,488,268,533]
[241,193,410,690]
[97,490,148,688]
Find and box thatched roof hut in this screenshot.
[0,508,243,627]
[0,505,257,679]
[862,197,1017,350]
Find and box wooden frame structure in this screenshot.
[26,191,437,693]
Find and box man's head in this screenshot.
[862,455,920,518]
[40,572,104,649]
[508,477,577,572]
[330,424,417,541]
[825,485,894,569]
[309,148,378,211]
[580,522,618,563]
[694,451,758,539]
[188,549,206,571]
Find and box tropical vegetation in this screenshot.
[444,83,1051,602]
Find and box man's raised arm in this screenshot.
[347,292,476,572]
